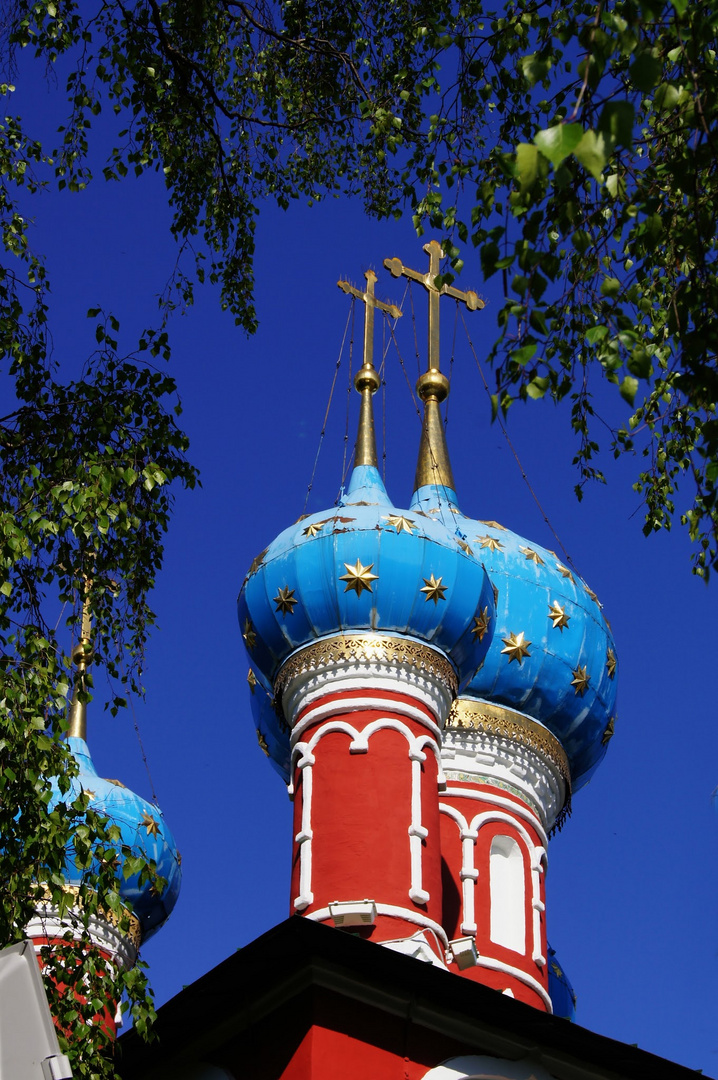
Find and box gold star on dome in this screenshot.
[420,573,447,604]
[246,548,268,578]
[256,729,270,756]
[519,545,545,566]
[548,601,570,632]
[583,582,600,604]
[247,669,258,694]
[84,789,96,801]
[606,647,617,679]
[479,519,506,530]
[571,665,590,697]
[274,586,298,615]
[492,583,500,606]
[141,812,160,837]
[383,514,415,535]
[456,539,473,556]
[551,960,563,979]
[501,631,532,665]
[471,607,491,642]
[339,559,378,596]
[602,716,615,745]
[106,779,126,789]
[555,562,574,583]
[477,534,504,552]
[242,618,256,650]
[302,518,330,538]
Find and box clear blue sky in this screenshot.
[11,55,718,1075]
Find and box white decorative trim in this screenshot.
[438,803,547,966]
[292,692,442,746]
[290,715,441,910]
[443,786,548,847]
[441,727,565,832]
[472,954,552,1012]
[305,903,450,950]
[26,908,137,970]
[283,657,452,735]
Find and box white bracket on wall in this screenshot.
[328,900,377,927]
[447,936,479,970]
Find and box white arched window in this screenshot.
[489,835,526,953]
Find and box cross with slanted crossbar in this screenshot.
[383,240,484,373]
[337,270,402,372]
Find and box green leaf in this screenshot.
[630,52,662,93]
[534,123,584,168]
[600,277,621,297]
[573,130,609,181]
[620,376,639,405]
[515,143,541,190]
[521,53,552,86]
[586,325,609,344]
[598,101,634,148]
[511,342,538,366]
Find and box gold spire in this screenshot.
[338,270,401,469]
[384,241,483,497]
[67,593,94,741]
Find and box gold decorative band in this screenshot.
[446,698,571,794]
[32,883,143,950]
[274,633,458,704]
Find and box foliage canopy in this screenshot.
[0,0,716,1072]
[5,0,715,571]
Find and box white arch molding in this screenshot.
[291,714,442,911]
[421,1054,557,1080]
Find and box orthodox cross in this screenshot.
[337,269,402,372]
[383,240,483,373]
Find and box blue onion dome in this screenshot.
[547,944,577,1021]
[238,359,496,710]
[448,512,617,791]
[248,673,291,783]
[52,634,181,943]
[59,736,182,942]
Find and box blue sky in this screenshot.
[10,59,718,1074]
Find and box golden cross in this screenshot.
[337,270,402,372]
[383,240,484,373]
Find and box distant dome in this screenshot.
[547,944,577,1021]
[54,737,182,942]
[450,515,617,789]
[238,463,496,708]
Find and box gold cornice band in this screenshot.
[446,698,571,798]
[274,633,458,705]
[33,883,143,949]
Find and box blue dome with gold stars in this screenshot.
[238,461,496,699]
[448,510,617,789]
[53,736,182,942]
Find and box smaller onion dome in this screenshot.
[50,630,181,943]
[547,944,577,1021]
[239,357,495,711]
[58,736,182,942]
[450,515,617,790]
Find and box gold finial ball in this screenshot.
[354,364,381,394]
[72,639,95,668]
[416,368,450,403]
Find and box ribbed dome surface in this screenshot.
[238,465,496,697]
[54,737,182,941]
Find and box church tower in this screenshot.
[27,600,182,1036]
[239,244,617,1012]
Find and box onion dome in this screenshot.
[238,350,496,720]
[52,632,181,943]
[248,673,291,783]
[447,513,617,790]
[547,944,577,1021]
